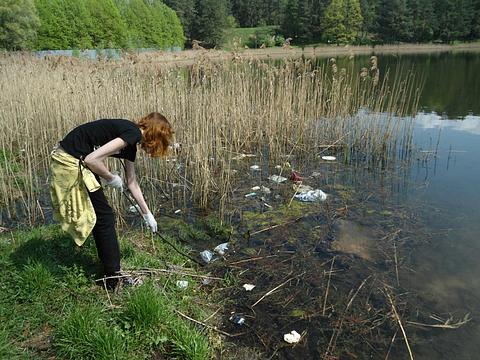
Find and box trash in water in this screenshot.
[322,155,337,161]
[295,189,328,202]
[283,330,301,344]
[289,171,303,183]
[200,250,214,263]
[229,314,245,326]
[250,165,261,171]
[269,175,288,183]
[176,280,189,289]
[261,186,271,194]
[174,209,182,214]
[214,243,229,256]
[245,192,257,198]
[243,284,255,291]
[251,186,261,191]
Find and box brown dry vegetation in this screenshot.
[0,51,419,223]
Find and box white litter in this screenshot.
[322,156,337,161]
[268,175,288,183]
[311,171,322,177]
[245,192,257,198]
[176,280,189,289]
[261,186,271,194]
[295,189,328,202]
[283,330,301,344]
[275,165,282,170]
[174,209,182,214]
[214,243,229,256]
[229,314,245,325]
[251,186,261,191]
[200,250,214,263]
[250,165,261,171]
[243,284,255,291]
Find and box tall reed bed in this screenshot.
[0,52,420,224]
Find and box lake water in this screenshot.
[225,51,480,359]
[393,52,480,359]
[338,51,480,359]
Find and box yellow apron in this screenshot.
[50,146,100,246]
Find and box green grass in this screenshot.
[0,223,218,359]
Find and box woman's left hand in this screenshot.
[142,212,157,233]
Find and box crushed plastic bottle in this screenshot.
[284,330,301,344]
[268,175,288,183]
[229,314,245,326]
[176,280,189,289]
[294,189,327,202]
[214,243,229,256]
[200,250,214,263]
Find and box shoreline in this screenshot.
[132,42,480,65]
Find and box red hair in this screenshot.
[137,112,174,157]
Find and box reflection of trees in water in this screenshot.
[317,52,480,118]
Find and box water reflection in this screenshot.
[415,112,480,135]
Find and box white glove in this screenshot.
[103,174,123,191]
[142,212,157,233]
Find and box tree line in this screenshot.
[0,0,184,50]
[158,0,480,46]
[1,0,479,51]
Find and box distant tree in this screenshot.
[281,0,300,39]
[359,0,379,40]
[0,0,39,50]
[376,0,412,42]
[34,0,71,49]
[408,0,436,42]
[117,0,153,48]
[85,0,127,48]
[61,0,93,49]
[473,0,480,38]
[344,0,363,43]
[309,0,331,41]
[322,0,347,44]
[163,0,196,43]
[193,0,228,47]
[152,0,185,47]
[435,0,473,42]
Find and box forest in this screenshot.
[1,0,479,50]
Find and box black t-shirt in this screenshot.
[60,119,142,162]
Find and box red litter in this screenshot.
[289,171,303,183]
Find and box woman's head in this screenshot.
[137,112,174,157]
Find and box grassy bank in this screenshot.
[0,219,233,359]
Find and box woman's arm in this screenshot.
[124,159,151,215]
[83,137,127,181]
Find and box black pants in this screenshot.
[88,188,120,275]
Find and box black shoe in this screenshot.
[100,272,143,291]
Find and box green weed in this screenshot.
[55,305,126,360]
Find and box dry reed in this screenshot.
[0,52,419,223]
